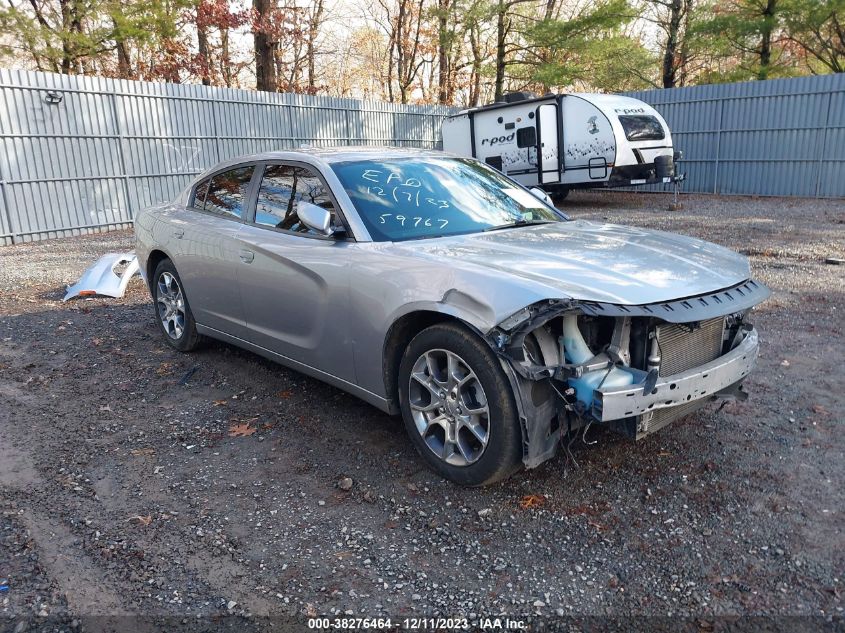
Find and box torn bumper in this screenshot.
[63,252,140,301]
[593,327,759,422]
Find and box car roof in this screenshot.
[302,146,448,163]
[208,146,450,170]
[182,146,460,206]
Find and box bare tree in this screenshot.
[253,0,276,91]
[306,0,325,91]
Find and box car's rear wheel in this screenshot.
[398,323,522,486]
[153,259,202,352]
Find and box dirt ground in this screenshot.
[1,191,843,631]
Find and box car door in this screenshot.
[172,164,257,339]
[235,162,356,383]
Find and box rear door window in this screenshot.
[618,115,665,142]
[203,166,255,219]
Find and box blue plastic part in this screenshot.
[561,313,635,409]
[569,366,635,408]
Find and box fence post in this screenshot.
[345,106,351,146]
[712,98,724,195]
[110,92,133,221]
[814,91,833,199]
[209,89,221,163]
[0,177,14,245]
[0,79,16,243]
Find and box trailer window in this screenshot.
[618,115,665,141]
[516,126,536,148]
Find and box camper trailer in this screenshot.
[441,92,683,200]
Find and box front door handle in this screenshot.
[239,249,254,263]
[173,229,184,239]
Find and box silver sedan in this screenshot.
[135,147,769,486]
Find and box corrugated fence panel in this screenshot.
[815,89,845,199]
[0,70,453,242]
[2,69,842,243]
[623,74,845,197]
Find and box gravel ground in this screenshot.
[0,191,843,631]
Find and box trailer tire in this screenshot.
[551,187,569,203]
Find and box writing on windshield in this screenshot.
[331,157,561,242]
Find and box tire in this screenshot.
[398,323,522,486]
[152,259,203,352]
[551,187,569,203]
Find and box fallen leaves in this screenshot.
[518,494,545,510]
[587,519,609,532]
[212,399,228,407]
[812,404,831,417]
[156,362,174,376]
[130,448,155,457]
[128,514,152,526]
[228,423,257,438]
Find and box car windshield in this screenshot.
[330,157,564,242]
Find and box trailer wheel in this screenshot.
[551,187,569,204]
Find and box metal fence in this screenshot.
[1,70,843,245]
[0,69,454,245]
[623,73,845,198]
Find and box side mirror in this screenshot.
[529,187,554,206]
[297,201,334,236]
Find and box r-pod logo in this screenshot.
[481,133,515,146]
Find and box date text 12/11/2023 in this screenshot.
[307,617,527,630]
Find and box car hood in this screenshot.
[395,220,751,305]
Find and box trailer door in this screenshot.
[536,103,560,184]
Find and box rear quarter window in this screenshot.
[192,179,210,209]
[204,166,255,219]
[618,115,665,142]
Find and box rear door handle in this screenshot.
[173,229,184,239]
[239,249,254,263]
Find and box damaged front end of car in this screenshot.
[488,279,771,469]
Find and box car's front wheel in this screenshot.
[152,259,202,352]
[398,323,522,486]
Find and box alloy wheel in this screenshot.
[408,349,490,467]
[156,271,186,340]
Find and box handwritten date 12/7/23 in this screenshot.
[361,169,451,211]
[378,214,449,229]
[366,186,450,211]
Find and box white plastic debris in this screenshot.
[63,252,140,301]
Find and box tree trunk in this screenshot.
[494,0,507,102]
[758,0,777,79]
[469,21,482,106]
[661,0,683,87]
[253,0,277,92]
[197,20,211,86]
[221,27,232,87]
[437,0,450,103]
[59,0,72,73]
[69,0,85,73]
[114,16,132,79]
[307,0,324,92]
[396,0,407,103]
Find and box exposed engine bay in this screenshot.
[489,280,770,468]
